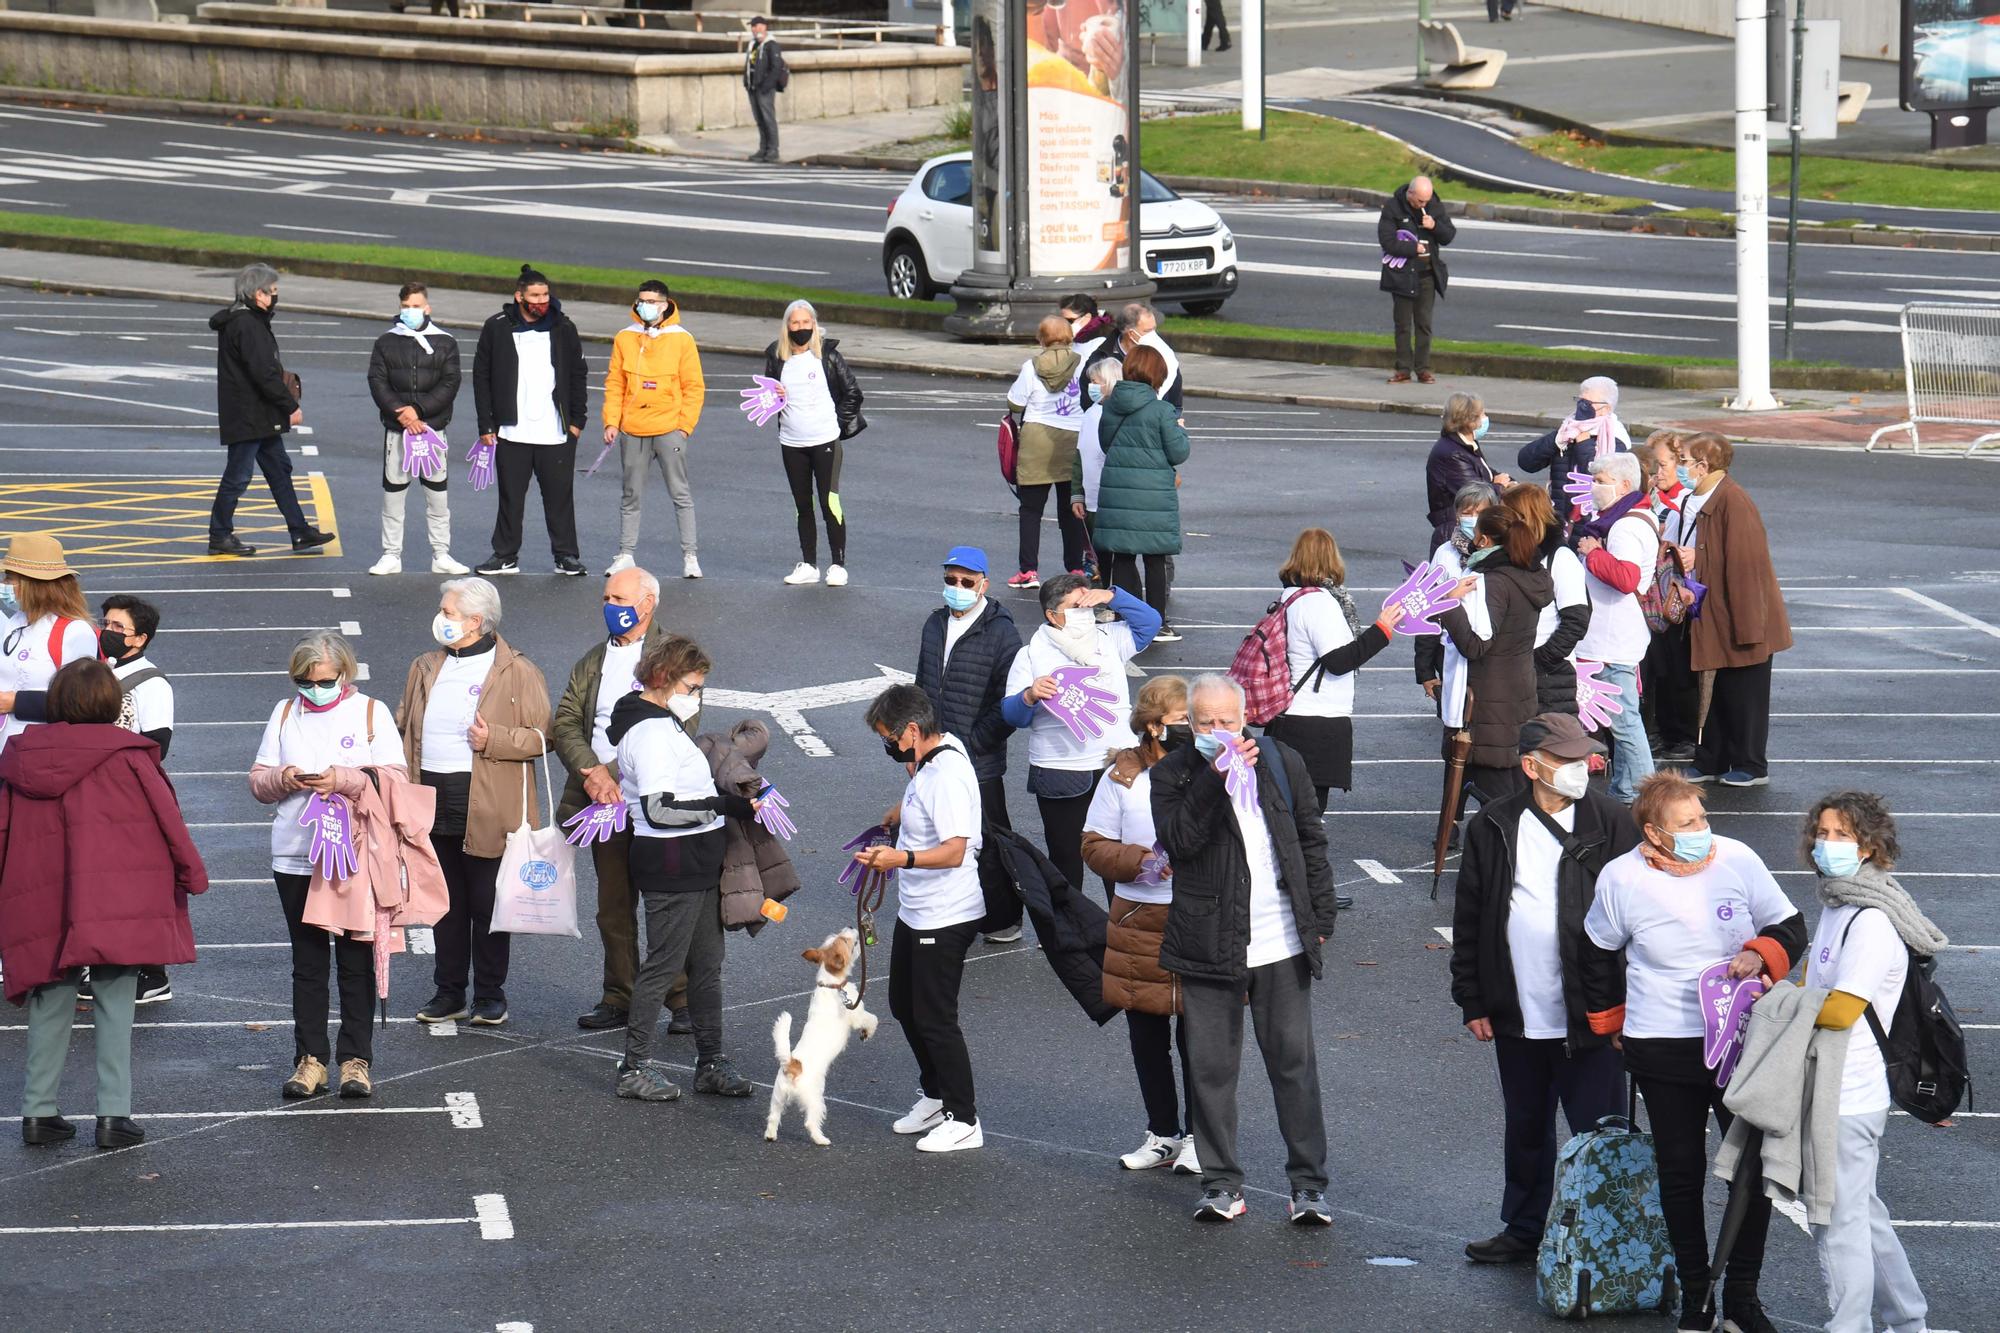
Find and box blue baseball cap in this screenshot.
[942,545,989,575]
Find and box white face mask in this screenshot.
[1060,607,1094,634]
[432,612,470,647]
[1589,480,1619,513]
[667,692,700,722]
[1541,759,1590,801]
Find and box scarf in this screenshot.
[389,318,436,355]
[299,684,356,715]
[1045,620,1100,668]
[1640,838,1716,877]
[1817,862,1950,955]
[1320,580,1363,638]
[1572,488,1647,545]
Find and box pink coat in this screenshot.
[302,765,449,940]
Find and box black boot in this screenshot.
[22,1116,76,1146]
[95,1117,145,1150]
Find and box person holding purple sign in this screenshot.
[366,282,466,578]
[1435,504,1554,805]
[1572,452,1659,804]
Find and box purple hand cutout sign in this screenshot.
[582,438,617,478]
[754,785,796,841]
[1134,843,1171,887]
[1040,664,1120,743]
[1385,561,1463,637]
[299,792,359,882]
[402,426,447,482]
[466,437,496,492]
[1564,469,1598,518]
[1382,228,1418,270]
[739,375,786,428]
[1699,960,1766,1089]
[562,802,628,848]
[1575,659,1625,732]
[838,824,895,894]
[1210,732,1259,812]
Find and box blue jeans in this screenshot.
[1601,661,1654,802]
[210,436,311,543]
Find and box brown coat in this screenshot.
[1687,476,1792,672]
[396,637,554,859]
[1082,748,1180,1016]
[697,719,801,934]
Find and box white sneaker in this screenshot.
[915,1114,983,1153]
[430,553,469,575]
[783,562,820,586]
[1121,1132,1181,1171]
[825,564,849,587]
[367,553,401,576]
[891,1094,945,1136]
[605,552,636,575]
[683,553,703,579]
[1172,1135,1201,1176]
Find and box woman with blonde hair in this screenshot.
[761,299,865,587]
[0,534,98,758]
[1005,313,1086,589]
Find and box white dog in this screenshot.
[765,927,878,1146]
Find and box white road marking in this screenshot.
[1771,1197,1811,1235]
[0,1019,421,1031]
[1355,859,1402,884]
[0,1193,512,1238]
[496,1325,534,1333]
[475,1194,514,1241]
[446,1092,483,1129]
[427,1020,459,1038]
[406,927,435,956]
[1894,1220,2000,1228]
[263,223,395,239]
[1496,323,1716,345]
[641,254,829,276]
[1433,926,1453,943]
[1895,588,2000,640]
[1,1094,480,1128]
[339,620,363,636]
[705,664,915,757]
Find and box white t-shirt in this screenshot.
[1077,403,1107,511]
[1281,587,1359,720]
[1509,806,1575,1040]
[1584,836,1799,1039]
[1664,486,1713,548]
[113,654,175,737]
[592,637,646,764]
[1008,356,1084,430]
[1576,511,1659,667]
[1808,903,1908,1116]
[254,692,408,876]
[618,711,722,840]
[1429,541,1490,731]
[1137,331,1181,401]
[894,736,986,929]
[1237,796,1303,968]
[941,601,984,670]
[1004,623,1141,769]
[419,650,495,775]
[1083,767,1167,906]
[778,351,841,447]
[0,612,99,753]
[508,328,566,446]
[1535,545,1588,652]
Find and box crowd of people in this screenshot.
[0,263,1950,1333]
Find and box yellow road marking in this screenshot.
[0,474,342,569]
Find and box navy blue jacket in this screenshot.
[915,599,1023,783]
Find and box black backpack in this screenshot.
[1842,910,1971,1124]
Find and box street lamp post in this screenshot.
[1728,0,1778,412]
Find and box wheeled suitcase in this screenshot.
[1537,1082,1679,1318]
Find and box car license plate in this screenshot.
[1156,258,1206,276]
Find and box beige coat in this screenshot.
[396,637,553,859]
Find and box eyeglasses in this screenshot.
[943,574,981,589]
[293,677,341,689]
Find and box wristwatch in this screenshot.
[904,849,917,870]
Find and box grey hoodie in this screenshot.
[1714,980,1849,1226]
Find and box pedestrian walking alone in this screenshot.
[604,278,706,580]
[367,282,467,577]
[1005,315,1087,591]
[1379,176,1454,384]
[1201,0,1231,51]
[207,264,333,558]
[744,16,789,163]
[473,265,590,578]
[764,300,864,587]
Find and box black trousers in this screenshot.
[489,436,579,562]
[1632,1040,1770,1301]
[1643,622,1701,750]
[1128,1008,1192,1139]
[1391,271,1440,375]
[210,436,311,543]
[430,835,509,1006]
[624,874,726,1067]
[748,88,780,158]
[976,775,1021,932]
[1036,780,1100,900]
[1110,551,1170,621]
[276,871,373,1066]
[781,442,846,564]
[1202,0,1229,47]
[1693,658,1773,780]
[1017,481,1085,575]
[888,916,980,1122]
[1493,1036,1625,1241]
[1486,0,1517,18]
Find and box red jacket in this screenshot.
[0,724,208,1004]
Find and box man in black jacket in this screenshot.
[1449,711,1635,1265]
[1378,175,1455,385]
[744,16,788,163]
[913,544,1024,943]
[473,266,590,577]
[206,264,333,558]
[366,282,466,577]
[1151,674,1340,1227]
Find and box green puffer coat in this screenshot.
[1091,380,1190,556]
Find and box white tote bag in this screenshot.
[490,730,581,938]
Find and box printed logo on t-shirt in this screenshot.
[340,735,356,750]
[14,648,26,662]
[1715,903,1735,922]
[1819,944,1832,965]
[470,684,483,697]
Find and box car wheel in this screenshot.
[885,242,934,301]
[1180,299,1225,317]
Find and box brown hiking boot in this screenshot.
[283,1055,328,1099]
[338,1058,373,1099]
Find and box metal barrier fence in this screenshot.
[1867,302,2000,456]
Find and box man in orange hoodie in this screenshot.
[603,279,706,579]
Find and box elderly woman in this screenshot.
[1070,355,1126,571]
[1415,480,1497,756]
[250,630,408,1100]
[763,299,865,588]
[397,577,551,1031]
[1677,433,1791,788]
[0,533,99,758]
[1425,392,1512,548]
[1437,504,1554,803]
[1515,375,1632,522]
[1500,484,1589,717]
[1008,315,1087,589]
[1637,430,1699,764]
[1,660,206,1150]
[1580,772,1806,1333]
[1091,345,1190,637]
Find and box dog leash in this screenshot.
[847,864,887,1011]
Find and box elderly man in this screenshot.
[1083,303,1184,414]
[1151,675,1340,1226]
[552,566,688,1032]
[1450,712,1636,1265]
[1378,175,1456,385]
[744,16,788,163]
[1516,376,1633,522]
[1572,452,1658,804]
[207,264,333,558]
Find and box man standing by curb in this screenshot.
[1378,175,1455,386]
[744,16,789,164]
[603,279,706,580]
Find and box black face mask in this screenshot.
[788,327,814,348]
[99,628,134,661]
[1161,723,1194,751]
[882,734,916,764]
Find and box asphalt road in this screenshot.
[2,100,1991,370]
[0,292,1996,1333]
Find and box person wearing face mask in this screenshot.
[1001,573,1162,903]
[604,278,706,581]
[1062,293,1114,363]
[1426,393,1515,549]
[1796,792,1941,1333]
[1501,484,1591,719]
[1571,451,1659,804]
[606,636,759,1103]
[366,281,466,578]
[1580,772,1805,1333]
[1005,315,1088,591]
[1069,356,1125,579]
[1414,482,1496,744]
[1636,432,1700,767]
[913,545,1025,945]
[762,299,865,587]
[1437,505,1554,805]
[1089,346,1189,635]
[1516,376,1632,523]
[249,631,409,1100]
[0,534,100,761]
[1449,713,1637,1267]
[397,577,551,1031]
[473,265,590,578]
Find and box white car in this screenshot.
[882,151,1239,316]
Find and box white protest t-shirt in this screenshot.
[1078,403,1107,512]
[1282,586,1358,720]
[778,351,841,448]
[894,737,986,930]
[1509,806,1574,1040]
[1576,511,1659,667]
[618,711,722,841]
[1535,545,1588,652]
[0,612,99,753]
[113,655,175,737]
[1430,541,1490,731]
[1009,356,1084,430]
[253,692,408,876]
[419,650,495,775]
[1237,794,1303,968]
[592,637,646,764]
[509,328,566,445]
[1084,767,1167,906]
[1808,903,1908,1116]
[1004,623,1140,770]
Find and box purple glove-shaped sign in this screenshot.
[466,437,496,492]
[1385,561,1463,637]
[1134,843,1171,887]
[1382,228,1418,271]
[1575,659,1625,732]
[754,785,796,841]
[299,792,359,882]
[402,426,447,482]
[1041,664,1120,744]
[562,802,628,848]
[740,375,786,428]
[838,824,895,894]
[582,438,617,478]
[1564,469,1598,518]
[1698,960,1767,1089]
[1210,732,1259,813]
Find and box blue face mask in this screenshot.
[1457,515,1478,538]
[1676,465,1695,488]
[0,582,17,617]
[942,585,979,613]
[298,682,342,708]
[635,301,662,324]
[1473,415,1490,441]
[398,307,426,330]
[1671,828,1714,864]
[1087,382,1104,404]
[604,602,641,638]
[1813,838,1863,879]
[1192,730,1227,761]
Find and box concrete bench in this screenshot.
[1419,20,1505,91]
[1837,79,1870,125]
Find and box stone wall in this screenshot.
[1535,0,1896,63]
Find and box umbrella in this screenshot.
[1431,724,1473,901]
[1704,1126,1765,1316]
[1695,668,1716,746]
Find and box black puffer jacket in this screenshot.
[209,303,298,446]
[1377,183,1455,298]
[1450,787,1637,1048]
[367,323,461,432]
[762,338,867,439]
[1150,738,1338,984]
[915,599,1022,783]
[1437,553,1555,769]
[984,825,1115,1025]
[473,298,589,438]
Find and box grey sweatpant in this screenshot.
[1181,952,1329,1194]
[619,430,697,558]
[380,428,453,558]
[24,966,136,1118]
[1811,1108,1928,1333]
